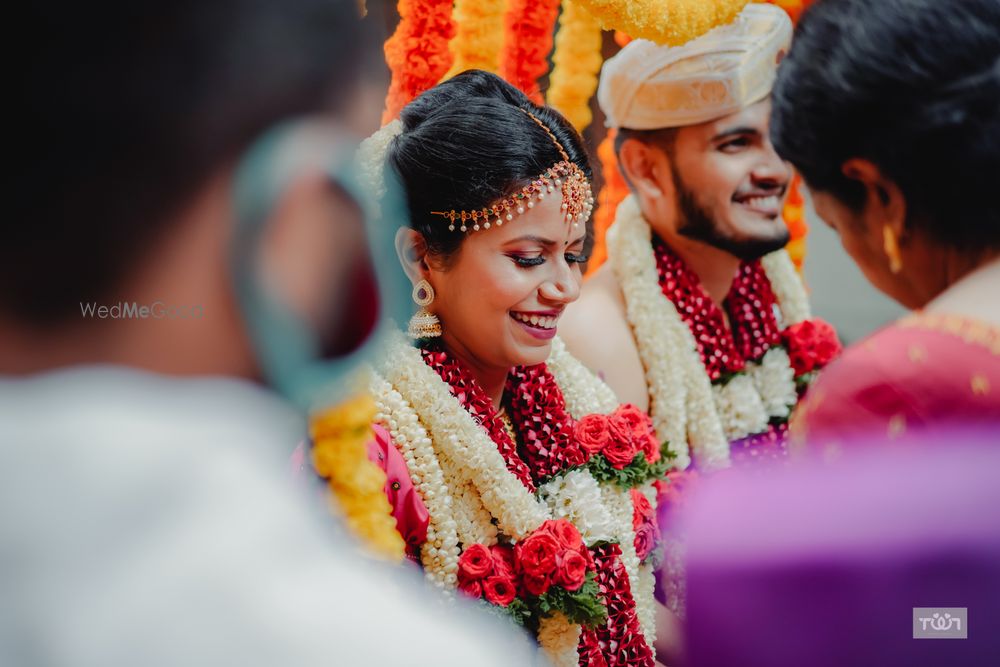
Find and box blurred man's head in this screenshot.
[771,0,1000,308]
[6,0,381,385]
[598,4,794,261]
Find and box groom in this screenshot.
[562,2,836,472]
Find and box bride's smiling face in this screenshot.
[409,193,586,370]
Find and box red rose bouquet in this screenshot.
[781,318,842,377]
[576,405,672,488]
[455,519,606,629]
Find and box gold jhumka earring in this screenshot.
[407,279,442,339]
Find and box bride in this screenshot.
[326,71,669,667]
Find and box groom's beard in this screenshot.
[673,171,790,262]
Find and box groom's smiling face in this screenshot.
[626,99,794,261]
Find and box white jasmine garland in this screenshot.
[546,336,621,416]
[600,483,656,648]
[370,371,460,591]
[761,249,812,326]
[538,469,617,544]
[711,374,769,442]
[608,196,727,469]
[749,347,798,419]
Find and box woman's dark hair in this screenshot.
[386,70,593,263]
[771,0,1000,251]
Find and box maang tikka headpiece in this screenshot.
[430,108,595,233]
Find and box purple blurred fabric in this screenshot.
[677,428,1000,667]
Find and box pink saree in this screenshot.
[791,312,1000,450]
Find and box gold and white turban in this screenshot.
[597,3,793,130]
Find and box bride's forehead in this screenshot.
[478,195,580,243]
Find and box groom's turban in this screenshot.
[598,3,793,130]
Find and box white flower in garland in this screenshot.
[761,249,812,326]
[608,195,730,469]
[750,346,798,420]
[546,336,621,417]
[607,198,695,469]
[538,469,617,544]
[712,374,769,442]
[371,372,460,591]
[356,119,402,213]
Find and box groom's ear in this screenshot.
[618,137,670,201]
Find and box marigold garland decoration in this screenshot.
[571,0,750,46]
[783,173,809,271]
[586,129,629,276]
[444,0,508,80]
[311,394,407,561]
[499,0,562,105]
[382,0,457,124]
[547,0,605,132]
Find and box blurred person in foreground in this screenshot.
[772,0,1000,448]
[0,1,539,665]
[680,428,1000,667]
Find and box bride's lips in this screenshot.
[509,309,561,340]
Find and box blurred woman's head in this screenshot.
[386,71,593,370]
[771,0,1000,309]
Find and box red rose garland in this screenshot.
[456,519,606,628]
[652,236,782,381]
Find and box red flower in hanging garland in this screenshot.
[499,0,561,105]
[506,363,589,483]
[582,543,655,667]
[382,0,457,124]
[653,236,783,381]
[781,318,842,376]
[422,343,536,491]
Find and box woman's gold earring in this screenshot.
[407,279,442,339]
[882,225,903,274]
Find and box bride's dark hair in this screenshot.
[386,70,593,263]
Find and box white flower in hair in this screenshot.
[356,119,404,210]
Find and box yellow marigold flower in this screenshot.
[547,0,605,131]
[572,0,750,46]
[311,395,406,562]
[444,0,507,79]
